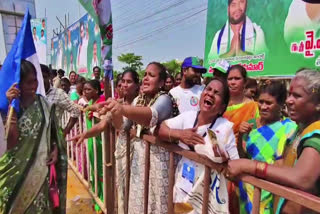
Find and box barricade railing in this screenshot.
[63,111,116,214]
[62,111,320,214]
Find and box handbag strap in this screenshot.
[49,164,57,186]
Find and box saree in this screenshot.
[0,95,67,214]
[276,121,320,214]
[128,92,179,214]
[224,101,260,141]
[223,101,259,214]
[86,98,105,212]
[239,118,297,214]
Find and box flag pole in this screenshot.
[5,106,14,140]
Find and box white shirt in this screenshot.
[169,85,203,113]
[165,111,239,161]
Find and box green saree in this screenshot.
[0,95,67,214]
[86,100,104,212]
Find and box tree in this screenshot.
[162,59,182,76]
[117,53,143,71]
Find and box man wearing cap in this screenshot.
[169,57,206,113]
[209,0,267,59]
[204,59,230,80]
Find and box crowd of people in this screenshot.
[1,56,320,214]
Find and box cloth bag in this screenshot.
[174,129,229,214]
[174,158,229,214]
[49,164,60,208]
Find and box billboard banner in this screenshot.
[51,14,102,79]
[204,0,320,77]
[31,18,47,64]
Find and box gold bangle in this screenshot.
[255,161,268,178]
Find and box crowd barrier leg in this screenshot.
[168,152,175,214]
[124,131,131,214]
[92,118,98,198]
[202,166,211,214]
[144,143,150,214]
[252,187,261,214]
[104,125,115,214]
[102,130,107,212]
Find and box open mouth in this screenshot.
[204,99,214,108]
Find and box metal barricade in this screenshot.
[63,111,320,214]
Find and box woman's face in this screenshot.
[286,77,318,125]
[258,93,280,123]
[175,73,182,86]
[83,83,98,101]
[69,72,77,84]
[142,64,163,96]
[227,69,245,96]
[20,71,38,98]
[121,72,138,98]
[164,77,174,91]
[200,80,225,116]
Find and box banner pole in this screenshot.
[5,106,14,140]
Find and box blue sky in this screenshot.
[35,0,208,71]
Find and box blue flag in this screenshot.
[0,9,45,114]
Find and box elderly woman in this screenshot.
[104,62,179,213]
[158,78,239,213]
[0,60,67,213]
[237,81,297,214]
[225,69,320,214]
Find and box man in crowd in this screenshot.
[93,66,104,91]
[69,71,77,94]
[169,57,206,113]
[210,59,230,79]
[60,77,71,95]
[40,64,80,137]
[209,0,267,58]
[53,69,65,88]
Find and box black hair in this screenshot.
[85,79,102,95]
[227,64,247,80]
[122,69,139,85]
[42,19,45,23]
[93,66,101,72]
[40,64,50,75]
[41,29,44,33]
[245,78,257,89]
[20,59,36,82]
[206,77,230,116]
[57,69,65,75]
[166,74,175,83]
[259,80,287,106]
[147,62,167,82]
[69,71,76,77]
[77,76,86,84]
[60,77,71,86]
[51,69,57,76]
[33,27,36,31]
